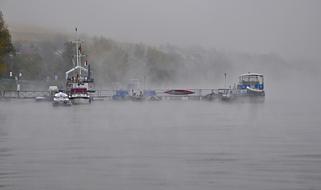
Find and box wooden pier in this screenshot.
[0,89,219,100]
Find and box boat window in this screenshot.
[240,75,263,83]
[249,76,258,82]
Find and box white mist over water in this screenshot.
[1,1,321,189]
[0,96,321,190]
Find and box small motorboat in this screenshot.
[52,92,72,106]
[128,79,145,101]
[112,90,129,100]
[164,89,194,95]
[203,92,217,101]
[221,90,234,101]
[144,90,161,101]
[217,88,234,101]
[129,91,145,101]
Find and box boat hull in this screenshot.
[52,100,72,106]
[70,97,92,104]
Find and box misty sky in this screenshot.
[1,0,321,62]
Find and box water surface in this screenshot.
[0,97,321,190]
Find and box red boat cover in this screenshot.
[71,88,87,94]
[164,89,194,95]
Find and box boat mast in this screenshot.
[65,27,88,80]
[75,27,81,75]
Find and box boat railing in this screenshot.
[1,88,258,99]
[0,90,49,98]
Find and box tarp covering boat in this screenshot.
[164,89,195,95]
[54,92,68,98]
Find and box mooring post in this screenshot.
[17,84,20,98]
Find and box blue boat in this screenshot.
[235,73,265,97]
[112,90,129,100]
[144,90,161,101]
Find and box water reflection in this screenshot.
[0,132,15,189]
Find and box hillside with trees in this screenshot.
[1,11,309,90]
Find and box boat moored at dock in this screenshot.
[164,89,195,95]
[52,91,72,106]
[65,28,95,104]
[234,73,265,97]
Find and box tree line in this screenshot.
[0,11,14,77]
[0,10,291,88]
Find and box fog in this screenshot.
[1,0,320,104]
[1,2,321,189]
[1,0,321,63]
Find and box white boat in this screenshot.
[52,92,72,106]
[65,28,95,104]
[35,85,59,102]
[128,79,145,101]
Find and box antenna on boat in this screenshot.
[224,73,227,89]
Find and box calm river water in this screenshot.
[0,95,321,190]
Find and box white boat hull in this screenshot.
[52,99,72,106]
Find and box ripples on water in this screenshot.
[0,98,321,190]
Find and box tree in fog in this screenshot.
[146,47,177,83]
[0,11,14,77]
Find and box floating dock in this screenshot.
[0,89,216,100]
